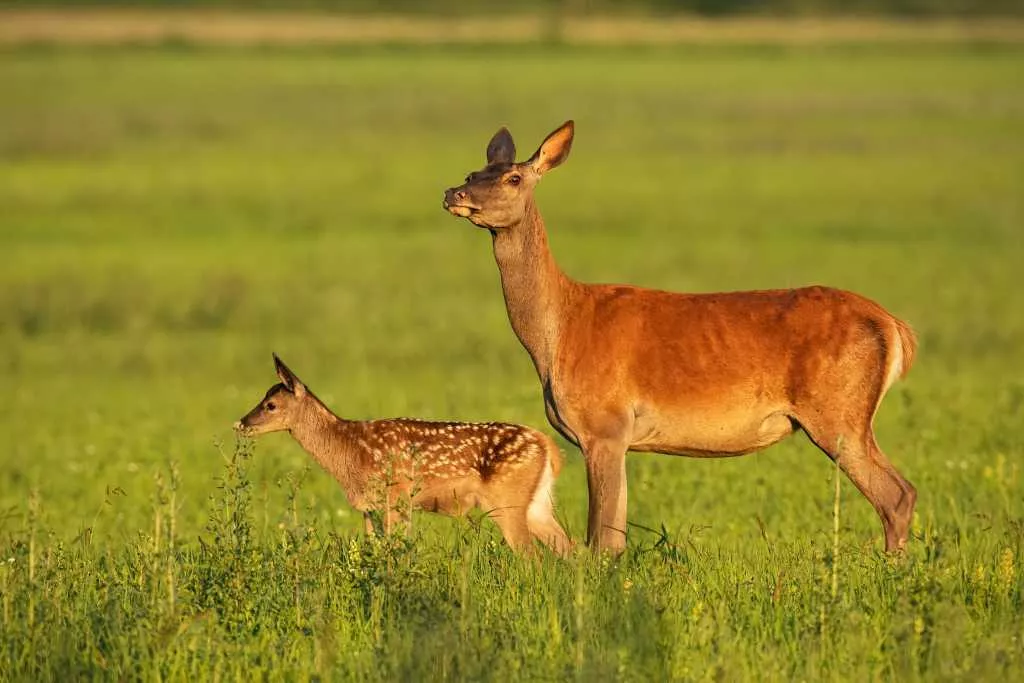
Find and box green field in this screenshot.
[1,43,1022,679]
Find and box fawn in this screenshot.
[235,354,572,556]
[443,120,917,554]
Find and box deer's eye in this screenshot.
[266,402,276,412]
[506,174,522,186]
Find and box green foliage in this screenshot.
[0,43,1022,678]
[1,456,1021,679]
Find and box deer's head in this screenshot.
[443,120,574,231]
[235,354,310,436]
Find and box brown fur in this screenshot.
[894,317,918,380]
[235,354,572,556]
[443,120,918,554]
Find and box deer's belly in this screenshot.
[413,479,485,516]
[631,405,795,457]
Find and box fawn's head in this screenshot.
[235,354,311,436]
[443,120,574,231]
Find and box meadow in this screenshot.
[1,40,1022,680]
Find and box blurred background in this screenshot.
[1,1,1021,549]
[4,0,1022,17]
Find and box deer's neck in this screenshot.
[491,199,573,378]
[287,400,364,492]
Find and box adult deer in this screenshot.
[442,120,917,554]
[236,354,572,556]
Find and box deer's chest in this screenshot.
[543,373,633,448]
[540,378,577,446]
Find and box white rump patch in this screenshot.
[527,458,556,525]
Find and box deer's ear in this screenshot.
[486,127,516,165]
[527,120,574,176]
[273,353,306,396]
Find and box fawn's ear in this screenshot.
[273,353,306,396]
[527,120,574,176]
[486,127,516,165]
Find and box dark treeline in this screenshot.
[6,0,1021,18]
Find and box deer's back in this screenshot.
[552,284,902,421]
[355,418,548,483]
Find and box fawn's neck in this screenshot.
[287,400,365,491]
[491,198,574,378]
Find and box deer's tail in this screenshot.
[894,317,918,380]
[882,315,918,394]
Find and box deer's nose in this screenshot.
[444,188,467,207]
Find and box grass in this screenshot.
[0,42,1022,680]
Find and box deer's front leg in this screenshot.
[383,507,412,536]
[363,508,406,537]
[583,437,629,555]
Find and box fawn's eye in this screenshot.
[266,402,276,412]
[506,174,521,186]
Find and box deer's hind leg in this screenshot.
[476,475,536,555]
[796,386,914,551]
[803,423,915,552]
[524,460,573,557]
[484,502,535,555]
[793,328,917,552]
[527,497,573,557]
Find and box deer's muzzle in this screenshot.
[443,188,478,217]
